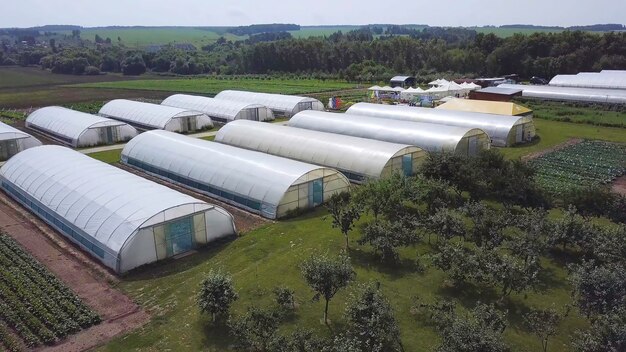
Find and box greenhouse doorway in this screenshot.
[0,139,19,160]
[165,216,195,257]
[308,179,323,207]
[516,125,524,143]
[468,136,478,156]
[402,155,413,176]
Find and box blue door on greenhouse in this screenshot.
[165,216,195,257]
[309,179,324,207]
[402,155,413,176]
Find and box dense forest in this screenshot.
[2,26,626,81]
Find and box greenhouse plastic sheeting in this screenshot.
[498,84,626,104]
[214,90,324,117]
[288,110,489,153]
[99,99,213,130]
[215,120,425,181]
[347,103,532,147]
[549,72,626,90]
[161,94,274,122]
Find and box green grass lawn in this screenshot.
[68,78,355,96]
[499,119,626,160]
[99,208,588,352]
[87,149,122,163]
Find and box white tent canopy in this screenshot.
[214,90,324,117]
[121,130,350,219]
[288,110,490,156]
[26,106,137,148]
[0,121,42,161]
[161,94,274,123]
[215,120,426,183]
[0,146,236,273]
[346,102,535,147]
[99,99,213,132]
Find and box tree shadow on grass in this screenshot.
[349,247,422,279]
[197,317,233,351]
[535,265,569,293]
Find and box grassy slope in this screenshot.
[500,119,626,159]
[99,208,587,352]
[69,78,355,95]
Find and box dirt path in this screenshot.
[0,194,149,352]
[612,175,626,196]
[521,138,584,162]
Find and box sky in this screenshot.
[3,0,625,28]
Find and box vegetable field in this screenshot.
[530,140,626,193]
[0,233,100,350]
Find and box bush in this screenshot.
[121,54,146,75]
[197,269,238,322]
[84,66,100,75]
[273,286,295,310]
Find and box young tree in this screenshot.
[229,306,280,351]
[462,201,510,248]
[269,328,328,352]
[359,220,419,262]
[273,285,296,310]
[301,253,355,324]
[572,307,626,352]
[343,283,402,352]
[549,206,588,251]
[326,192,361,249]
[197,269,238,322]
[569,261,626,318]
[523,305,569,352]
[427,207,466,243]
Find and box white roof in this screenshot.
[214,90,322,115]
[346,102,531,147]
[0,146,213,256]
[121,130,347,217]
[161,94,268,122]
[379,86,394,91]
[405,87,425,92]
[368,85,382,90]
[549,72,626,90]
[392,86,405,92]
[288,110,488,153]
[99,99,209,130]
[428,79,449,86]
[0,121,39,142]
[498,84,626,104]
[215,120,423,180]
[26,106,126,141]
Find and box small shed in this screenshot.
[469,87,523,102]
[390,76,416,88]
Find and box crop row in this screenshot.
[529,140,626,194]
[0,233,100,347]
[0,320,23,352]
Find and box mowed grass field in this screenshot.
[70,78,356,95]
[98,206,591,352]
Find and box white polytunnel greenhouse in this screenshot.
[26,106,137,148]
[121,130,351,219]
[98,99,214,132]
[498,84,626,104]
[214,120,427,183]
[161,94,274,122]
[214,90,324,117]
[346,103,535,147]
[0,121,42,161]
[549,72,626,90]
[288,111,490,156]
[0,146,236,273]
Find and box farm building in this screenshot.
[436,99,533,117]
[99,99,214,132]
[498,84,626,104]
[215,120,426,183]
[468,87,523,102]
[26,107,137,148]
[161,94,274,122]
[0,146,236,273]
[0,121,42,161]
[214,90,324,117]
[121,130,350,219]
[390,76,417,88]
[288,111,490,156]
[347,103,535,147]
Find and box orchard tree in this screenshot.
[549,206,588,251]
[359,220,419,262]
[273,285,296,310]
[523,305,569,352]
[229,306,280,351]
[569,261,626,318]
[343,283,402,352]
[572,308,626,352]
[326,192,361,249]
[197,269,238,322]
[462,201,510,248]
[268,328,328,352]
[301,253,355,324]
[427,207,466,243]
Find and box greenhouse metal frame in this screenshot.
[347,103,535,147]
[288,111,490,156]
[0,146,236,273]
[0,121,42,161]
[214,90,324,117]
[161,94,274,123]
[121,130,350,219]
[26,106,137,148]
[215,120,426,183]
[99,99,214,132]
[498,84,626,104]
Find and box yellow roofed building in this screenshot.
[436,98,533,117]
